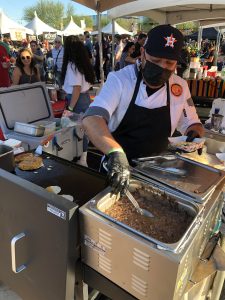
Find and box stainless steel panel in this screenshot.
[88,180,202,253]
[133,155,225,203]
[0,169,78,300]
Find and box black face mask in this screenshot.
[142,60,173,87]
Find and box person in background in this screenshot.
[119,42,136,69]
[131,33,147,59]
[0,43,11,87]
[84,31,93,63]
[62,35,95,167]
[202,43,215,69]
[51,36,64,88]
[82,25,204,195]
[176,44,191,78]
[30,40,45,81]
[12,48,40,85]
[114,35,125,71]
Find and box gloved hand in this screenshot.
[186,130,202,155]
[186,130,200,142]
[106,151,130,195]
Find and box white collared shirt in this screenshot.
[63,62,90,94]
[88,64,201,135]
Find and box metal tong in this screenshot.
[126,190,154,218]
[145,165,186,176]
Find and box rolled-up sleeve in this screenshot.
[176,88,201,134]
[83,72,123,121]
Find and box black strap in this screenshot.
[54,48,62,69]
[131,71,142,104]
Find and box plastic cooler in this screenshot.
[0,83,84,161]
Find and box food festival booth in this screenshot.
[0,0,225,299]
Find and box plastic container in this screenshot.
[207,71,217,77]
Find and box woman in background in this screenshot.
[12,48,40,85]
[119,41,136,69]
[62,35,95,167]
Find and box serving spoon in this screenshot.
[126,190,154,218]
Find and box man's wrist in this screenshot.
[107,148,124,155]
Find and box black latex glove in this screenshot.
[106,151,130,195]
[186,130,202,155]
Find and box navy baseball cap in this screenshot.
[144,24,184,61]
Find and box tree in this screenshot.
[23,0,74,30]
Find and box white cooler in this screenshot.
[0,83,84,161]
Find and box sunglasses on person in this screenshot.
[55,41,61,44]
[21,56,31,60]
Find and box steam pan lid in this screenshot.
[133,155,225,203]
[0,83,53,135]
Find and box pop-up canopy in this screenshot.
[62,16,83,36]
[0,9,33,40]
[108,1,225,25]
[25,11,61,35]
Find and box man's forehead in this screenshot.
[145,52,177,63]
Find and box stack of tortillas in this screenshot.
[15,153,43,171]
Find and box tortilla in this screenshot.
[175,141,202,152]
[15,153,34,163]
[18,156,43,171]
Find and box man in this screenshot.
[131,32,147,59]
[0,43,11,87]
[84,31,93,62]
[51,36,64,87]
[30,40,45,80]
[82,25,204,194]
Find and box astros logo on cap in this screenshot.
[164,34,177,48]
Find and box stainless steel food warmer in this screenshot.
[80,156,225,300]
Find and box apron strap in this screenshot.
[131,70,142,105]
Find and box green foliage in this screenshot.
[100,15,110,28]
[116,18,135,31]
[140,17,158,33]
[23,0,73,30]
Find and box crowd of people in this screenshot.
[0,27,225,175]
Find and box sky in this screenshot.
[0,0,95,25]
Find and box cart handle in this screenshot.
[11,232,26,274]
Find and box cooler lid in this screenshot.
[0,83,53,135]
[133,154,225,203]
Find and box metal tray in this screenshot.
[132,155,225,203]
[88,180,203,253]
[14,122,45,137]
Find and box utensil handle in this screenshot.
[126,190,141,211]
[11,232,26,274]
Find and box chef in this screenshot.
[82,25,204,194]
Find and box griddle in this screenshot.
[14,152,106,207]
[133,155,225,203]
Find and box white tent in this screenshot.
[102,21,132,35]
[108,1,225,25]
[0,9,33,40]
[62,16,83,36]
[25,11,61,36]
[72,0,136,12]
[91,21,132,35]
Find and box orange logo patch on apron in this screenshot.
[171,84,183,97]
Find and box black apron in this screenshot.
[112,70,172,161]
